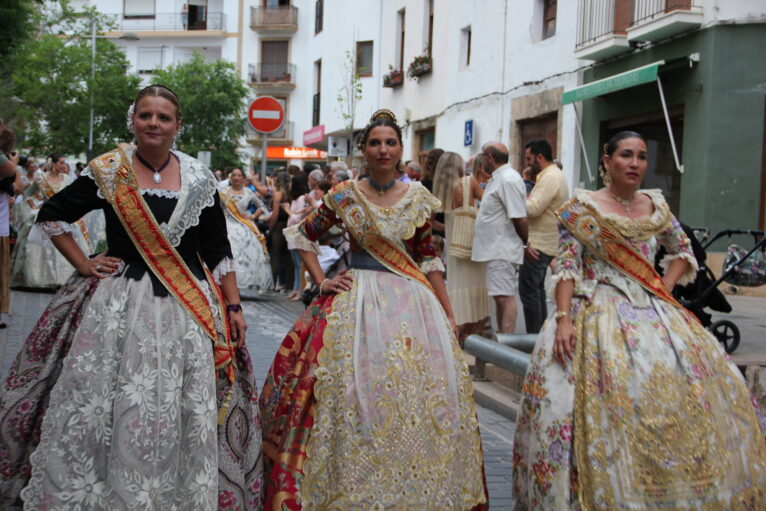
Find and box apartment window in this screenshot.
[313,59,321,126]
[542,0,556,39]
[425,0,434,57]
[261,40,289,81]
[264,0,290,6]
[396,9,406,70]
[137,47,163,74]
[315,0,323,34]
[124,0,155,18]
[460,26,471,68]
[356,41,373,77]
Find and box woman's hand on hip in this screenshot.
[76,252,122,279]
[319,270,354,295]
[554,317,576,368]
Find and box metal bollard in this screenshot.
[495,333,538,353]
[464,334,532,377]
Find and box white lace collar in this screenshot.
[141,188,180,199]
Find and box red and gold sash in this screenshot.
[88,146,236,384]
[325,181,434,294]
[40,175,92,248]
[222,190,269,257]
[556,197,683,309]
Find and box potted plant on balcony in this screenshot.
[407,52,432,81]
[383,65,404,88]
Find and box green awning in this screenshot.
[562,60,665,105]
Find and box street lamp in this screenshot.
[88,19,139,160]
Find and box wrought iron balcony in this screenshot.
[250,6,298,32]
[249,63,296,91]
[115,12,226,32]
[575,0,700,60]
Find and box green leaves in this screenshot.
[8,31,139,157]
[155,53,249,169]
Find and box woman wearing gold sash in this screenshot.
[259,110,487,510]
[9,154,91,288]
[219,167,273,291]
[0,85,263,509]
[512,131,766,510]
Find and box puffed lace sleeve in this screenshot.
[551,223,582,285]
[657,215,698,286]
[410,219,445,274]
[284,200,340,253]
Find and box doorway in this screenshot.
[188,0,207,30]
[603,108,684,214]
[518,113,558,170]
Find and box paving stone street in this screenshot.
[0,289,517,510]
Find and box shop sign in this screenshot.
[303,125,325,145]
[266,146,328,159]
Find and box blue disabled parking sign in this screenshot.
[464,120,474,147]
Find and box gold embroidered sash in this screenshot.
[40,175,92,248]
[222,190,269,257]
[88,147,236,383]
[325,181,434,293]
[556,198,684,309]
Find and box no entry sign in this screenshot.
[248,96,284,134]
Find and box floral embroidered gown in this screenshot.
[0,146,263,510]
[512,189,766,510]
[10,172,91,288]
[219,186,273,291]
[259,180,487,510]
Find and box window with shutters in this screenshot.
[124,0,155,19]
[137,47,163,74]
[356,41,373,77]
[542,0,556,39]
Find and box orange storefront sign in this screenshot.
[266,147,328,159]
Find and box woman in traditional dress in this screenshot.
[0,85,263,510]
[220,167,273,291]
[19,158,40,191]
[432,151,491,342]
[512,131,766,510]
[259,110,487,510]
[10,154,91,289]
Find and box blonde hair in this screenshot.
[431,151,464,213]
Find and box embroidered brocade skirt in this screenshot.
[259,269,487,510]
[512,284,766,510]
[0,271,264,510]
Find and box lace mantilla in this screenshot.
[354,181,441,241]
[573,188,672,240]
[84,146,217,247]
[211,257,237,284]
[141,188,180,199]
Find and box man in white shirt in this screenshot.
[472,141,528,333]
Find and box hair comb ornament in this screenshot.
[370,109,398,125]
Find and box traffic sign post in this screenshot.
[248,96,285,180]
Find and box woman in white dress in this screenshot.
[432,151,491,342]
[219,167,273,291]
[10,154,91,288]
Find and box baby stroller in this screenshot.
[661,225,766,354]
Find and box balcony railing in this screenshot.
[112,12,226,31]
[248,121,294,141]
[577,0,698,48]
[249,63,296,85]
[250,6,298,30]
[634,0,695,25]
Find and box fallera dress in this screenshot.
[10,172,92,288]
[259,180,487,510]
[219,186,273,291]
[512,189,766,510]
[0,145,263,510]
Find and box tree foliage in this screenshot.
[0,0,39,60]
[3,1,139,157]
[155,54,250,170]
